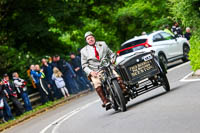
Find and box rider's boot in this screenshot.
[117,77,127,93]
[96,86,110,108]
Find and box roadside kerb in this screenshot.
[0,90,91,132]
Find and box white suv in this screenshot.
[116,30,190,69]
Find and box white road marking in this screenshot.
[180,72,200,82]
[40,61,191,133]
[40,99,100,133]
[168,61,190,72]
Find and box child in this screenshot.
[52,67,70,98]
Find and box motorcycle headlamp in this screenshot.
[101,58,110,67]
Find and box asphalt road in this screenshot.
[4,61,200,133]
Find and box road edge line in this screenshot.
[180,72,200,82]
[50,99,100,133]
[0,90,92,132]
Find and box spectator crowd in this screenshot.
[142,22,192,41]
[165,22,192,40]
[0,53,94,123]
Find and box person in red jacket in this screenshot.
[2,74,24,116]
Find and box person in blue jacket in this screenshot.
[30,65,48,104]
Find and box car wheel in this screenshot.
[182,45,190,62]
[158,54,168,71]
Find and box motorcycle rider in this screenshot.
[81,31,126,108]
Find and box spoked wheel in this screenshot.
[107,89,119,111]
[158,54,168,71]
[182,45,190,62]
[160,73,170,92]
[111,80,127,112]
[112,98,119,111]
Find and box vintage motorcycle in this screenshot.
[99,51,170,112]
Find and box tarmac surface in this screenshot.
[4,61,200,133]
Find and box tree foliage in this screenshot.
[114,0,170,41]
[169,0,200,71]
[2,0,194,77]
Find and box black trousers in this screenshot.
[36,80,54,105]
[10,96,24,116]
[0,109,3,119]
[41,79,54,101]
[36,83,48,104]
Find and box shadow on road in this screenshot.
[106,84,184,115]
[126,84,184,111]
[126,91,166,111]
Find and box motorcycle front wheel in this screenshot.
[111,79,127,112]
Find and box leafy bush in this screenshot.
[189,36,200,71]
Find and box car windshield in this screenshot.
[119,39,147,56]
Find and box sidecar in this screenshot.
[116,51,170,99]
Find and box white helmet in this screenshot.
[84,31,93,39]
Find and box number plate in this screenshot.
[129,60,154,77]
[142,54,152,61]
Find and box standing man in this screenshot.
[171,22,183,37]
[13,72,32,111]
[70,53,94,91]
[35,64,54,102]
[55,55,80,94]
[81,31,126,108]
[2,74,24,116]
[41,58,61,99]
[0,81,13,121]
[30,65,48,104]
[164,25,174,36]
[51,55,58,69]
[184,27,192,40]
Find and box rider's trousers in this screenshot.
[90,70,119,89]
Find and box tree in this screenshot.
[114,0,170,41]
[0,0,172,77]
